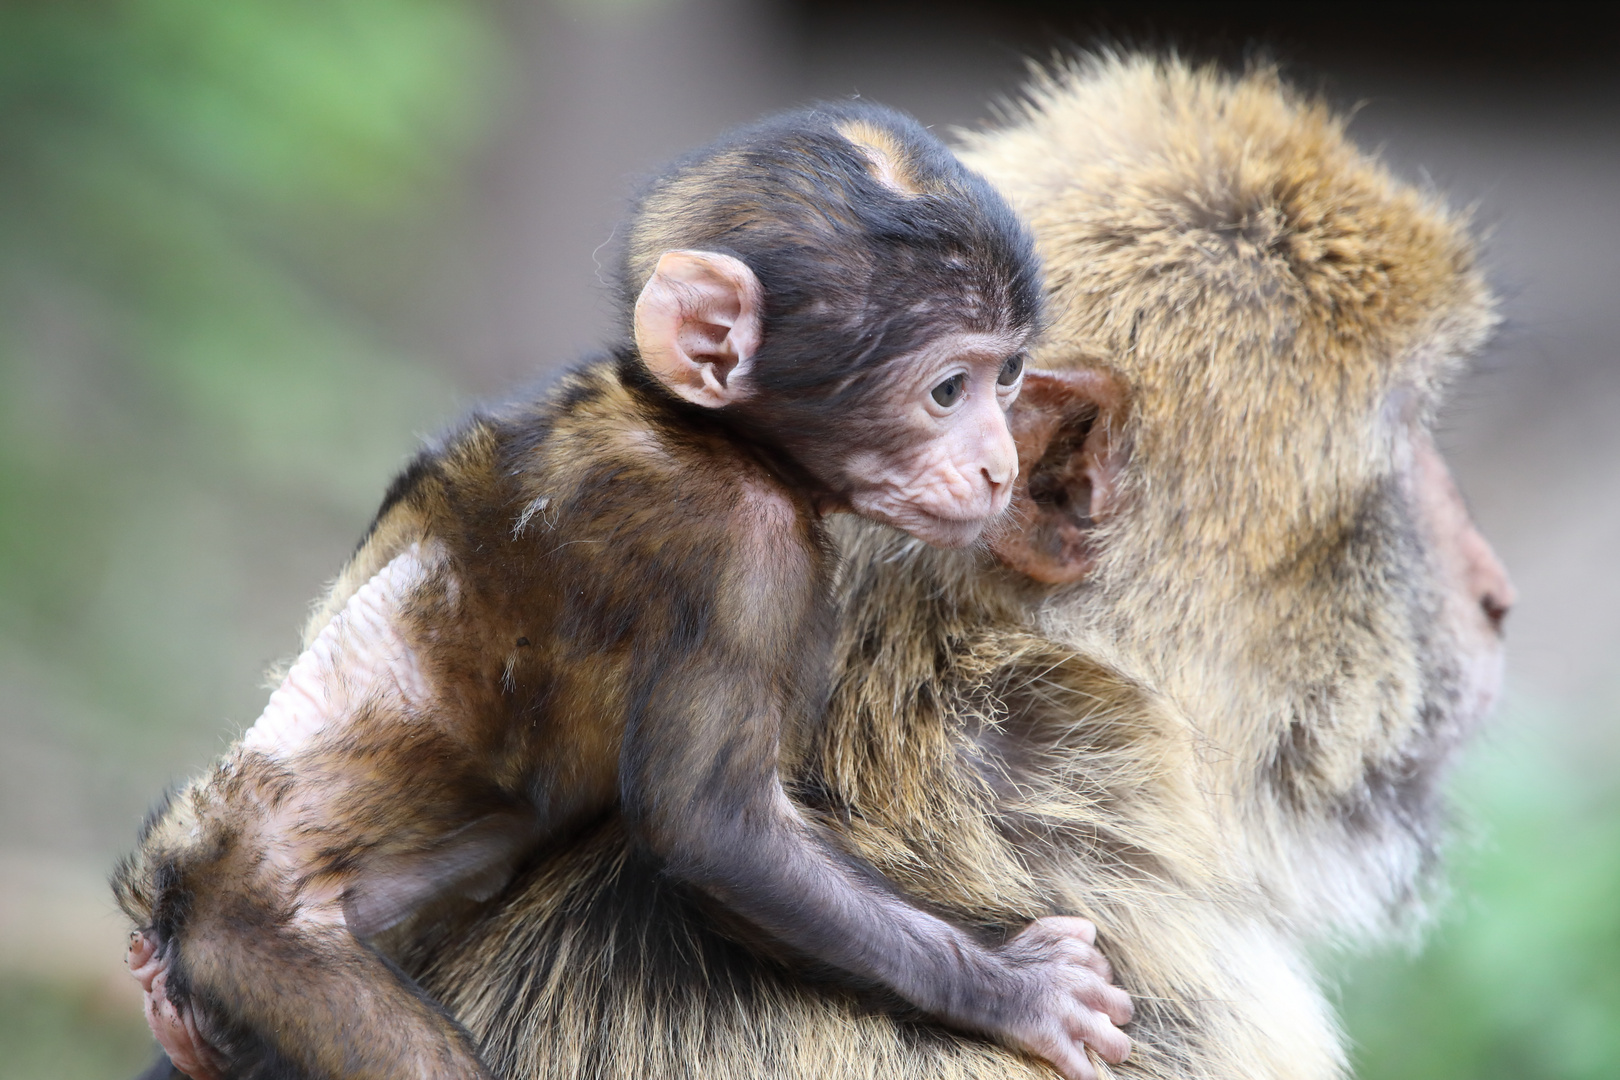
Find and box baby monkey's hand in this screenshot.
[995,916,1133,1080]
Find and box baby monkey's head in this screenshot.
[622,101,1043,548]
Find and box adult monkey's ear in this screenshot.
[635,249,764,409]
[990,367,1130,585]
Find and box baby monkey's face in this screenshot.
[629,247,1029,549]
[841,329,1026,549]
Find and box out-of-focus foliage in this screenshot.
[0,4,503,1071]
[0,976,154,1080]
[1341,712,1620,1080]
[0,0,500,807]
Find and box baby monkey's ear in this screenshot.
[635,250,764,409]
[990,366,1130,585]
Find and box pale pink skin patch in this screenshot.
[130,544,444,1075]
[240,545,436,761]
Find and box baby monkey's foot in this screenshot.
[128,929,226,1080]
[996,916,1133,1080]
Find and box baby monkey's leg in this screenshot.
[114,547,534,1080]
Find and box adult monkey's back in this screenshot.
[409,56,1509,1080]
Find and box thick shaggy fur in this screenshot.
[121,55,1500,1080]
[958,54,1494,940]
[398,55,1498,1080]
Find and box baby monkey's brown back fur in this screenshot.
[116,355,830,1076]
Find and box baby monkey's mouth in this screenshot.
[885,503,1012,550]
[846,479,1017,549]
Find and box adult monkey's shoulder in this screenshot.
[403,53,1511,1080]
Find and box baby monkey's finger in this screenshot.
[1036,1036,1099,1080]
[1039,916,1098,945]
[1068,1010,1132,1066]
[1058,940,1113,981]
[1084,980,1133,1027]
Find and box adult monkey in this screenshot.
[136,54,1512,1080]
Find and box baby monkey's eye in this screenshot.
[997,353,1025,386]
[931,373,967,408]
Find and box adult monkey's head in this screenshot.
[957,56,1513,928]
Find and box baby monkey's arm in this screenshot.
[616,506,1132,1080]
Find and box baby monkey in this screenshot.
[116,104,1132,1080]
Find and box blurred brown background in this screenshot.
[1,3,1615,1077]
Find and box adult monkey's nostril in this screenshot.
[1481,592,1510,635]
[1463,524,1514,637]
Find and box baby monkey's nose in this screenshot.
[982,466,1016,515]
[983,429,1018,489]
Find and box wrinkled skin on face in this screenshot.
[839,330,1027,548]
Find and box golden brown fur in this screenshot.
[396,54,1507,1080]
[961,54,1496,940]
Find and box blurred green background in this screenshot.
[1,2,1615,1077]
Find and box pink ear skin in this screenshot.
[989,367,1129,585]
[634,250,765,409]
